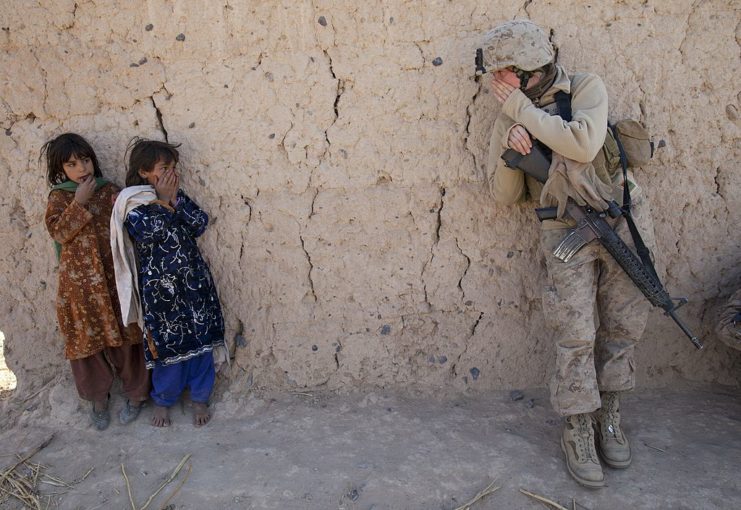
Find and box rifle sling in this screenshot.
[553,91,658,282]
[610,121,660,283]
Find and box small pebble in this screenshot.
[510,390,524,401]
[380,325,391,335]
[469,367,480,380]
[145,24,153,31]
[311,345,318,351]
[349,489,359,501]
[437,355,447,364]
[432,57,443,66]
[318,16,327,26]
[526,399,535,408]
[176,33,185,41]
[188,122,196,128]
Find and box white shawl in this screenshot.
[110,185,157,328]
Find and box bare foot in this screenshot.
[193,402,211,427]
[151,405,171,427]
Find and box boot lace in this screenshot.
[600,392,623,439]
[571,414,599,463]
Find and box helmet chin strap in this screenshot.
[515,68,533,90]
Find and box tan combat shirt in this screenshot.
[486,65,610,229]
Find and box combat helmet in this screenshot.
[481,19,554,72]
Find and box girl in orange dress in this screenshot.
[43,133,150,430]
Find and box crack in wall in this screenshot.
[414,42,427,66]
[323,49,344,152]
[299,234,317,302]
[451,312,484,378]
[434,187,445,243]
[61,2,78,30]
[333,339,342,369]
[519,0,533,17]
[278,121,294,160]
[238,195,252,264]
[420,186,445,310]
[470,311,484,337]
[251,51,265,71]
[713,167,723,198]
[454,237,471,301]
[464,80,483,178]
[309,188,319,219]
[150,96,168,142]
[678,0,703,65]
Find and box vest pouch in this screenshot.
[593,126,622,182]
[614,119,653,167]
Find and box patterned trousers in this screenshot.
[541,198,655,416]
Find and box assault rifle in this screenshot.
[502,146,703,349]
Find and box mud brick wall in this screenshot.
[1,0,739,395]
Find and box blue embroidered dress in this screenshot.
[125,190,224,368]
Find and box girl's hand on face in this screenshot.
[507,125,533,155]
[171,170,180,206]
[74,175,96,206]
[155,168,179,205]
[490,76,517,104]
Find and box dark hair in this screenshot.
[125,137,181,186]
[40,133,103,186]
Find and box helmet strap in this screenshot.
[515,69,533,91]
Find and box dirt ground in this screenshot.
[0,378,739,510]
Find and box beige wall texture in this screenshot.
[1,0,739,396]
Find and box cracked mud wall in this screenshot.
[1,1,739,397]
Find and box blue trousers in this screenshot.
[150,351,215,407]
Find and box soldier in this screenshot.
[716,288,741,351]
[481,20,656,488]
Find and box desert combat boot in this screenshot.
[594,391,632,468]
[561,413,605,488]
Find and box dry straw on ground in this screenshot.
[121,453,193,510]
[453,479,500,510]
[0,434,93,509]
[519,488,570,510]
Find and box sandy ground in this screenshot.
[0,381,739,510]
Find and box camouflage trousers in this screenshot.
[541,198,655,416]
[716,288,741,351]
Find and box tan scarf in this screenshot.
[524,63,558,102]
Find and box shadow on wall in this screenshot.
[0,331,18,399]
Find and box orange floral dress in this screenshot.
[45,183,141,360]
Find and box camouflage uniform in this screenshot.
[716,288,741,351]
[541,197,654,415]
[485,22,654,417]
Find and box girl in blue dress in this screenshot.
[119,138,224,427]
